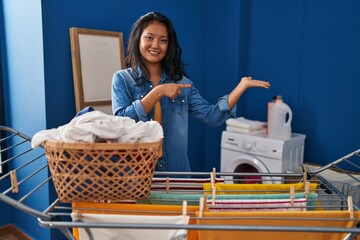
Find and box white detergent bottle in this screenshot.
[268,98,292,140]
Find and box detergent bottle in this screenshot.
[267,95,282,125]
[268,96,292,140]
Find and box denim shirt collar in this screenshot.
[131,66,171,86]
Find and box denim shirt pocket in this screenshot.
[132,87,147,101]
[170,95,189,114]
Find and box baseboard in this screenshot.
[0,224,32,240]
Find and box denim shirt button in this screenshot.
[140,95,144,98]
[182,100,185,103]
[150,84,153,88]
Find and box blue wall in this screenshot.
[203,0,244,171]
[0,0,11,227]
[1,0,50,239]
[241,0,360,165]
[1,0,360,239]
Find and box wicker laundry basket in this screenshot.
[44,140,162,202]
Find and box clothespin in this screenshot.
[305,181,310,199]
[10,170,19,193]
[182,200,188,216]
[203,193,208,210]
[199,197,204,218]
[348,196,354,219]
[166,177,170,193]
[74,210,83,218]
[211,186,216,206]
[210,169,216,206]
[303,172,307,185]
[210,169,215,188]
[290,186,295,206]
[212,167,216,183]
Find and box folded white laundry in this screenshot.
[226,117,266,130]
[71,212,189,240]
[226,126,267,135]
[31,110,163,148]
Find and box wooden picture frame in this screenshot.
[69,27,125,114]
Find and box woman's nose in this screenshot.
[151,40,160,48]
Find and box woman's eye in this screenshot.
[161,39,168,44]
[145,35,153,40]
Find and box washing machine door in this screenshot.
[225,154,274,184]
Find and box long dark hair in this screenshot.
[125,12,187,81]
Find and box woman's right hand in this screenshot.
[158,83,192,100]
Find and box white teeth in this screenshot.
[149,50,160,55]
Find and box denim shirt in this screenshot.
[111,68,236,172]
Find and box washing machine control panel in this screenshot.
[241,140,283,159]
[222,131,285,160]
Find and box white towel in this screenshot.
[71,213,189,240]
[31,111,163,148]
[226,126,267,135]
[207,198,307,212]
[226,117,266,130]
[151,177,225,191]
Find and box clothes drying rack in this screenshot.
[0,126,359,240]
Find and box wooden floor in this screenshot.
[0,233,22,240]
[0,225,32,240]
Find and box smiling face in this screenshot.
[139,21,169,67]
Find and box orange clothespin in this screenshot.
[10,170,19,193]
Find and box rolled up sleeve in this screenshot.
[133,100,147,121]
[218,94,236,118]
[112,72,146,122]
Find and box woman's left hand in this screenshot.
[239,76,271,89]
[228,76,270,110]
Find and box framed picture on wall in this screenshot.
[69,27,125,114]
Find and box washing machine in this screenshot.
[220,131,306,184]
